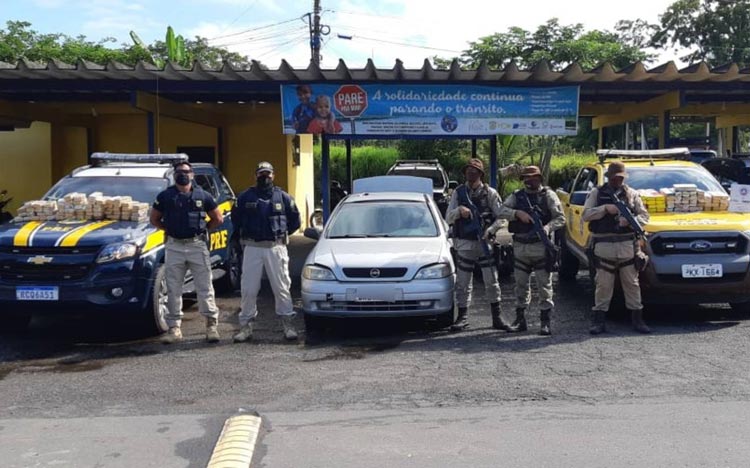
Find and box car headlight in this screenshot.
[414,263,452,280]
[96,242,139,264]
[302,264,336,281]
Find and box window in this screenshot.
[194,174,219,199]
[327,201,438,238]
[572,168,593,192]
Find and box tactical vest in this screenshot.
[589,184,634,234]
[508,188,552,234]
[239,187,288,241]
[454,184,495,240]
[164,188,208,239]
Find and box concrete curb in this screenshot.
[206,414,262,468]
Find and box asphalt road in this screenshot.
[2,267,750,466]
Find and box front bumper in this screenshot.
[302,276,455,317]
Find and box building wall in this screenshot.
[93,114,148,153]
[157,117,218,161]
[51,124,88,181]
[0,122,52,213]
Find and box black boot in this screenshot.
[589,310,606,335]
[451,307,469,331]
[631,309,651,334]
[539,309,551,336]
[491,302,510,331]
[507,308,527,332]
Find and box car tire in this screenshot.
[303,312,326,335]
[143,264,169,335]
[730,301,749,313]
[558,233,579,282]
[434,306,456,329]
[217,240,242,294]
[2,310,32,333]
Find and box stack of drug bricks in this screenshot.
[636,186,731,213]
[14,193,150,223]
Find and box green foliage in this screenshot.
[0,21,253,69]
[653,0,750,67]
[448,18,655,70]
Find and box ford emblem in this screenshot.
[369,268,381,278]
[689,240,712,252]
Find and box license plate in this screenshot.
[681,264,723,278]
[16,286,59,301]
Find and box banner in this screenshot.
[280,83,579,136]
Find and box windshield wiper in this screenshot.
[328,234,368,239]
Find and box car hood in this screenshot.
[308,237,451,280]
[646,211,750,233]
[0,219,159,248]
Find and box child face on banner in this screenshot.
[316,96,332,118]
[297,87,312,104]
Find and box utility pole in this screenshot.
[312,0,322,65]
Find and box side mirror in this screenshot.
[304,227,321,241]
[448,181,459,190]
[570,191,589,206]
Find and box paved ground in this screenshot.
[1,236,750,466]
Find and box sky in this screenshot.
[4,0,684,69]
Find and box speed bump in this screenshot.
[206,414,262,468]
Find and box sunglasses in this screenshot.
[174,170,193,175]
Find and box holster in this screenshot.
[633,240,649,272]
[545,247,560,273]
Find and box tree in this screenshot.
[0,21,254,69]
[652,0,750,67]
[434,18,656,70]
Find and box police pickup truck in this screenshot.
[0,153,239,333]
[557,148,750,310]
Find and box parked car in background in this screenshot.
[688,148,717,164]
[702,156,750,190]
[386,160,457,216]
[301,176,455,331]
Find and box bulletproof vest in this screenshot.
[589,184,634,234]
[239,186,288,241]
[508,188,552,234]
[164,188,208,239]
[454,184,495,240]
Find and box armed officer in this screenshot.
[496,166,565,336]
[583,161,651,334]
[445,158,507,331]
[232,162,301,342]
[150,161,223,344]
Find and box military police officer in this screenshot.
[583,161,651,334]
[445,158,508,331]
[496,166,565,335]
[232,162,301,342]
[150,161,224,344]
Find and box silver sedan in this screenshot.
[302,176,456,330]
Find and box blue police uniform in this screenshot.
[153,185,220,335]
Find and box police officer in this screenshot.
[445,158,508,331]
[232,162,301,342]
[496,166,565,335]
[583,161,651,334]
[150,161,223,344]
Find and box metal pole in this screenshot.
[345,139,352,194]
[490,135,498,189]
[321,135,331,223]
[312,0,322,65]
[471,139,477,157]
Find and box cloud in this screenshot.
[31,0,66,7]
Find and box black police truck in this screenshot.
[0,153,239,333]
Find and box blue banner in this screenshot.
[280,83,579,136]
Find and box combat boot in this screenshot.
[161,327,182,344]
[450,307,469,331]
[490,302,510,331]
[539,309,552,336]
[589,310,606,335]
[507,308,527,332]
[233,322,254,343]
[206,317,220,343]
[631,309,651,334]
[281,315,298,341]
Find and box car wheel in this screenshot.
[303,312,325,334]
[144,264,169,335]
[217,240,242,294]
[309,209,323,229]
[1,310,32,333]
[558,233,579,282]
[434,306,456,329]
[730,301,749,313]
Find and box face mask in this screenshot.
[257,175,273,189]
[175,173,190,186]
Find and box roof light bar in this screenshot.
[597,148,692,163]
[90,153,189,165]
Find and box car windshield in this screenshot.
[45,177,168,203]
[391,168,445,188]
[327,200,438,238]
[614,167,725,193]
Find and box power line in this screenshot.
[223,0,261,31]
[207,17,301,41]
[340,34,463,53]
[211,26,308,48]
[332,9,405,21]
[255,36,309,60]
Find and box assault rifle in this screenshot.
[456,186,492,258]
[517,191,559,272]
[612,194,646,238]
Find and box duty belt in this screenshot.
[513,234,542,244]
[169,234,206,243]
[592,234,635,243]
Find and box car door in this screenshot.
[193,168,232,264]
[566,167,598,249]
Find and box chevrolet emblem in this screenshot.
[28,255,53,265]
